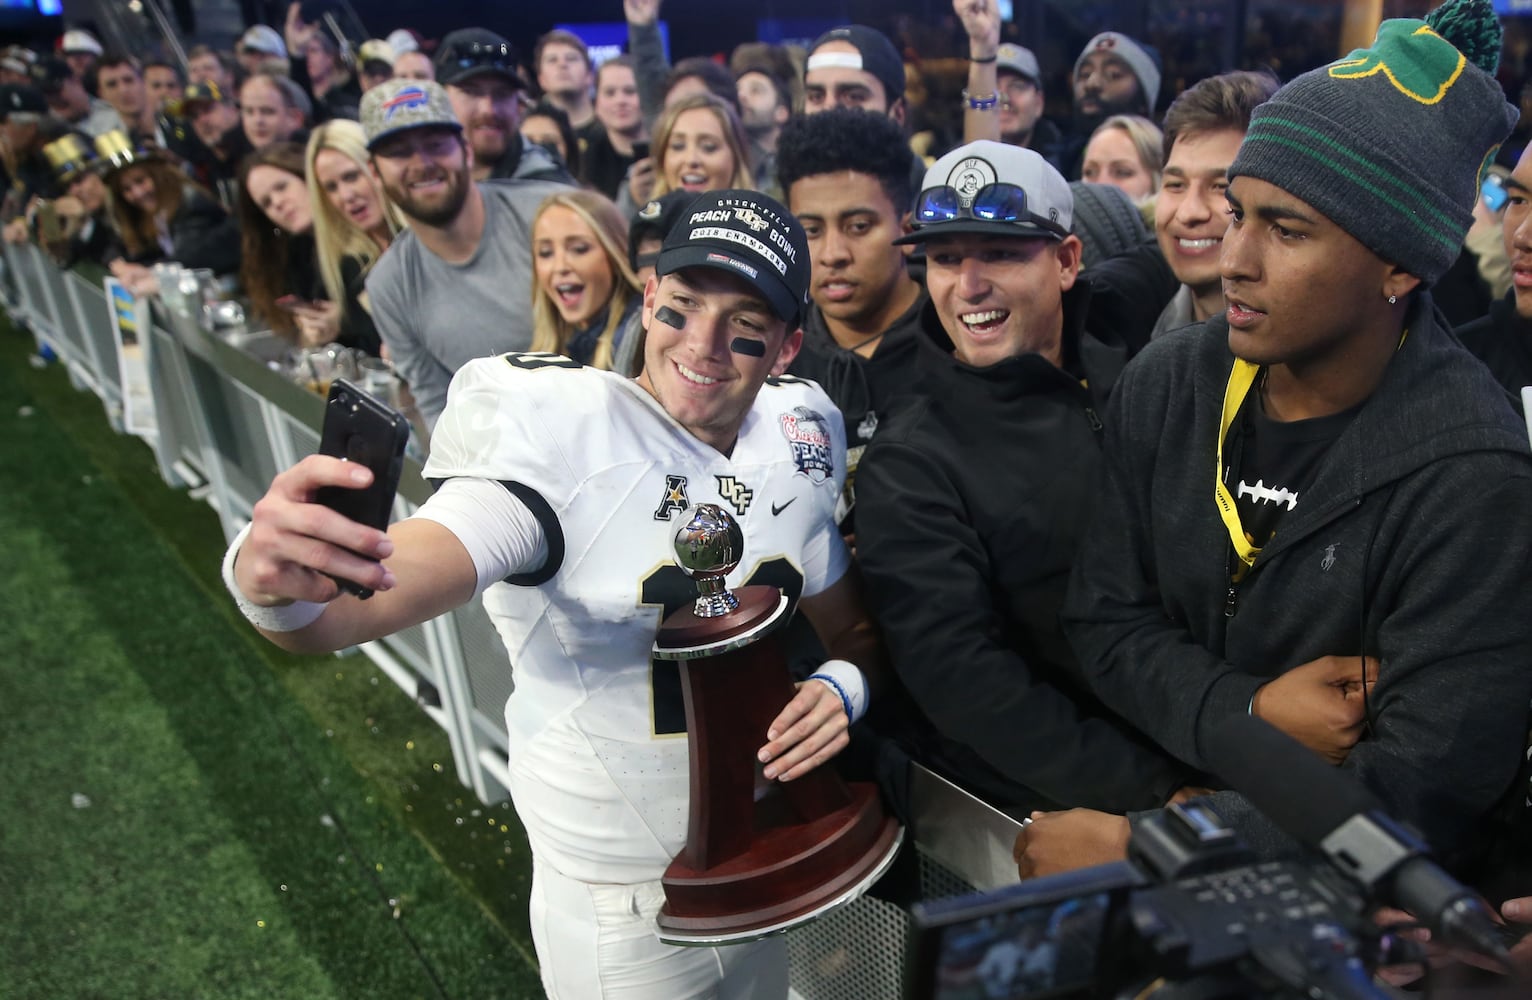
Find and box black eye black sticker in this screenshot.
[730,338,766,357]
[654,305,685,330]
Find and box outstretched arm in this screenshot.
[228,455,478,654]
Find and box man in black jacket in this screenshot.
[1029,0,1532,878]
[1456,140,1532,409]
[854,139,1190,816]
[778,108,926,530]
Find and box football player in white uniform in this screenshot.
[224,189,886,999]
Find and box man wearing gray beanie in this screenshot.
[1016,0,1532,885]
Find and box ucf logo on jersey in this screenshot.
[715,475,754,516]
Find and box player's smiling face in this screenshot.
[637,268,801,454]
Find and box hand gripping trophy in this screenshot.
[653,504,903,945]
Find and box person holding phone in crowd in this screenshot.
[236,141,329,347]
[306,119,403,357]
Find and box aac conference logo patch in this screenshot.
[779,406,834,484]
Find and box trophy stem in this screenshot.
[693,575,740,618]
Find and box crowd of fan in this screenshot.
[11,0,1532,991]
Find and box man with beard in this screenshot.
[1063,32,1160,178]
[361,79,567,427]
[30,55,122,138]
[736,61,792,198]
[432,29,572,186]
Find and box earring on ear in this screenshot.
[1387,294,1397,305]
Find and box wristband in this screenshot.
[808,659,869,724]
[221,523,329,632]
[961,89,1000,111]
[969,54,998,63]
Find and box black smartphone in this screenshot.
[632,140,650,161]
[315,378,409,599]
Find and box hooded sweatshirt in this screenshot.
[1063,297,1532,865]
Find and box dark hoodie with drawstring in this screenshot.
[855,280,1192,815]
[1062,295,1532,869]
[787,292,927,528]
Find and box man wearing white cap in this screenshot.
[59,29,102,88]
[854,139,1187,814]
[236,25,287,77]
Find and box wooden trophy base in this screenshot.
[653,585,904,946]
[657,787,903,945]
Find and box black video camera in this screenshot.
[907,801,1393,1000]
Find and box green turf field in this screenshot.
[0,314,543,998]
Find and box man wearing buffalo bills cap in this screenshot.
[224,185,886,998]
[433,28,571,185]
[360,78,567,427]
[854,140,1188,817]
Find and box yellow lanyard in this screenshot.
[1214,328,1408,571]
[1215,359,1264,569]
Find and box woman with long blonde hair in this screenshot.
[649,93,753,199]
[530,189,643,374]
[305,119,404,355]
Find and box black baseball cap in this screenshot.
[434,29,523,89]
[629,189,701,271]
[0,83,47,118]
[28,55,71,95]
[806,25,906,106]
[173,80,231,116]
[656,189,811,327]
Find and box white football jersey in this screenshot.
[422,353,849,883]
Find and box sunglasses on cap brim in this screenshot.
[913,182,1067,237]
[443,42,516,76]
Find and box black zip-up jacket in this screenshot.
[1456,291,1532,414]
[1062,298,1532,865]
[856,282,1190,814]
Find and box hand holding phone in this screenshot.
[276,294,320,313]
[315,378,409,599]
[631,140,650,162]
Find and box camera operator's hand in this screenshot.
[1374,896,1532,983]
[1252,654,1378,764]
[1497,898,1532,971]
[1013,809,1129,880]
[1167,786,1216,806]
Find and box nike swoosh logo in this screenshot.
[771,498,796,516]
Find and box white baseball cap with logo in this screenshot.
[895,140,1073,245]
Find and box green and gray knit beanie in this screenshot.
[1228,0,1516,285]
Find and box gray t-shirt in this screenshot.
[367,179,566,428]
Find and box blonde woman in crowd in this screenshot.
[649,93,753,198]
[1081,114,1164,205]
[530,189,643,375]
[305,120,404,357]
